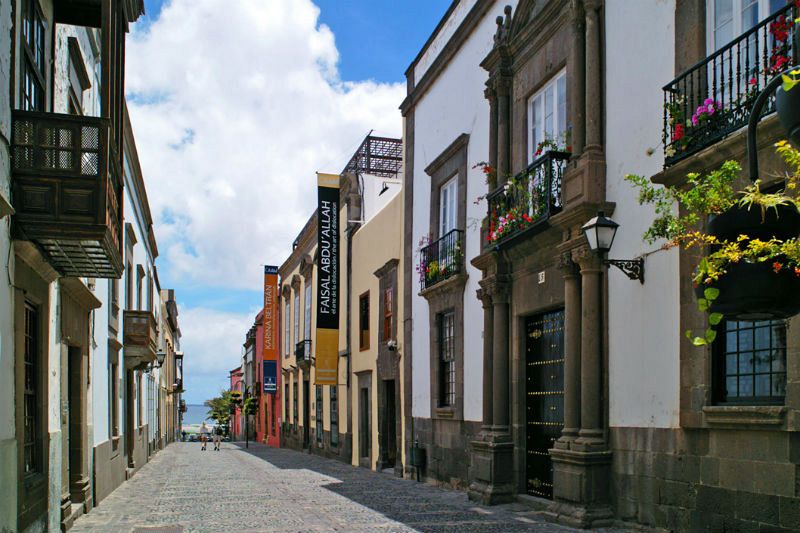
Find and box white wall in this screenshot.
[605,0,680,428]
[411,1,510,421]
[414,0,480,84]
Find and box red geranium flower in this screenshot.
[773,261,783,273]
[673,123,685,141]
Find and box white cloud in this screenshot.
[126,0,404,291]
[178,305,257,403]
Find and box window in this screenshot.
[359,292,370,351]
[136,266,144,310]
[438,311,456,407]
[316,385,323,444]
[109,346,120,438]
[383,287,393,343]
[359,386,370,458]
[23,302,40,475]
[707,0,784,52]
[137,373,142,427]
[293,291,300,348]
[330,385,338,447]
[304,283,312,340]
[284,383,289,423]
[439,177,457,237]
[284,300,290,357]
[527,70,567,164]
[293,379,298,427]
[715,320,786,404]
[20,0,45,111]
[109,279,119,318]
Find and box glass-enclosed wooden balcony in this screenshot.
[11,111,123,278]
[123,310,158,370]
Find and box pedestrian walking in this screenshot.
[200,433,207,451]
[181,430,187,442]
[213,426,222,451]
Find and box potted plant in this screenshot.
[627,141,800,344]
[777,69,800,145]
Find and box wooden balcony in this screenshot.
[295,339,312,370]
[10,110,123,278]
[123,310,157,370]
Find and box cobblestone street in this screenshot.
[70,442,627,533]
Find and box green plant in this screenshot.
[626,141,800,345]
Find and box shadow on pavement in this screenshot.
[229,442,560,533]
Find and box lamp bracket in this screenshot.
[605,258,644,284]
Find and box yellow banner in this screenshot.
[315,173,339,385]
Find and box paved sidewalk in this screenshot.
[71,442,626,532]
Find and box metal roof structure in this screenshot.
[341,135,402,177]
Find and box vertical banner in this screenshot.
[263,361,277,394]
[315,173,340,385]
[262,265,279,394]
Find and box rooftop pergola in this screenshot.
[341,135,402,177]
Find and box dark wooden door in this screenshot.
[303,381,310,448]
[525,309,565,499]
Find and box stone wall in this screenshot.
[413,417,481,489]
[611,427,800,531]
[93,439,126,505]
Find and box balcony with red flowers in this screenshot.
[662,2,797,167]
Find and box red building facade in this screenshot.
[255,307,281,447]
[229,366,243,439]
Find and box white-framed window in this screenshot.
[527,70,567,164]
[284,301,290,357]
[293,291,300,349]
[439,177,457,237]
[304,283,312,340]
[706,0,784,53]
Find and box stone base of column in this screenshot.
[72,475,93,512]
[546,448,614,528]
[467,433,515,505]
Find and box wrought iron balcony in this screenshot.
[486,151,570,247]
[419,229,464,290]
[663,3,797,166]
[10,110,123,277]
[295,339,312,368]
[123,310,158,370]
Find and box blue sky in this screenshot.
[130,1,452,403]
[142,0,450,83]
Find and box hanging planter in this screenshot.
[694,260,800,320]
[777,76,800,146]
[627,141,800,345]
[708,203,800,242]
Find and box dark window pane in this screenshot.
[726,376,738,397]
[755,374,771,396]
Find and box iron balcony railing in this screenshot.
[419,229,464,290]
[486,151,570,247]
[663,3,797,166]
[295,339,312,365]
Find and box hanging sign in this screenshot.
[262,265,279,394]
[315,173,339,385]
[263,360,277,394]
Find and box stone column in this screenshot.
[491,281,510,431]
[569,0,586,156]
[468,278,514,505]
[548,248,612,527]
[575,249,605,449]
[555,253,581,449]
[478,288,494,430]
[584,0,602,152]
[496,80,511,178]
[486,87,499,187]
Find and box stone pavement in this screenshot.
[71,442,631,533]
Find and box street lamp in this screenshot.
[582,211,645,283]
[156,350,166,367]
